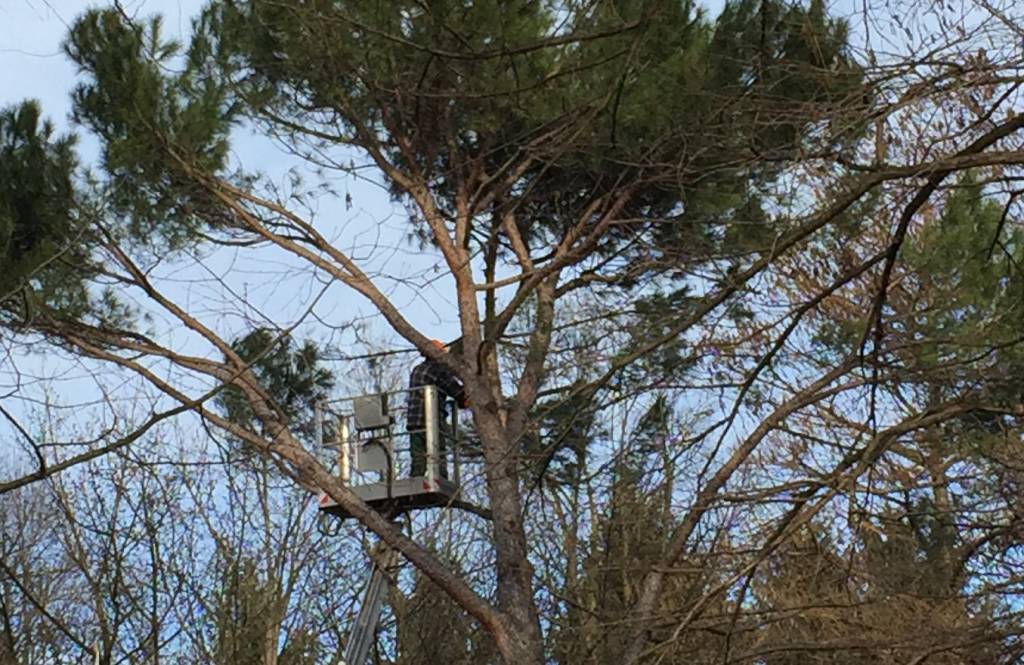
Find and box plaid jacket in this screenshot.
[405,359,466,431]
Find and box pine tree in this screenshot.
[0,101,90,322]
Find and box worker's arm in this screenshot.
[431,363,468,408]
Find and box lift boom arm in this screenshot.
[341,546,400,665]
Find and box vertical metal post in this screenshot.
[451,402,460,487]
[338,415,351,484]
[315,401,324,449]
[424,385,438,483]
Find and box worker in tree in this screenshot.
[406,339,468,478]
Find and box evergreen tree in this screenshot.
[551,399,728,664]
[217,328,335,446]
[0,101,91,322]
[392,567,499,665]
[210,554,322,665]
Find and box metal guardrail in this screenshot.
[315,385,466,488]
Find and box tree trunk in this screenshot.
[473,412,545,665]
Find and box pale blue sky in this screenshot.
[1,0,467,344]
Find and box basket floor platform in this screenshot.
[318,476,460,519]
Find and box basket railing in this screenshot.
[316,385,468,487]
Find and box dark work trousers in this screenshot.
[409,420,451,478]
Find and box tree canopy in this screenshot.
[0,100,89,321]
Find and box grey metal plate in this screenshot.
[352,394,391,430]
[319,477,459,519]
[354,440,391,472]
